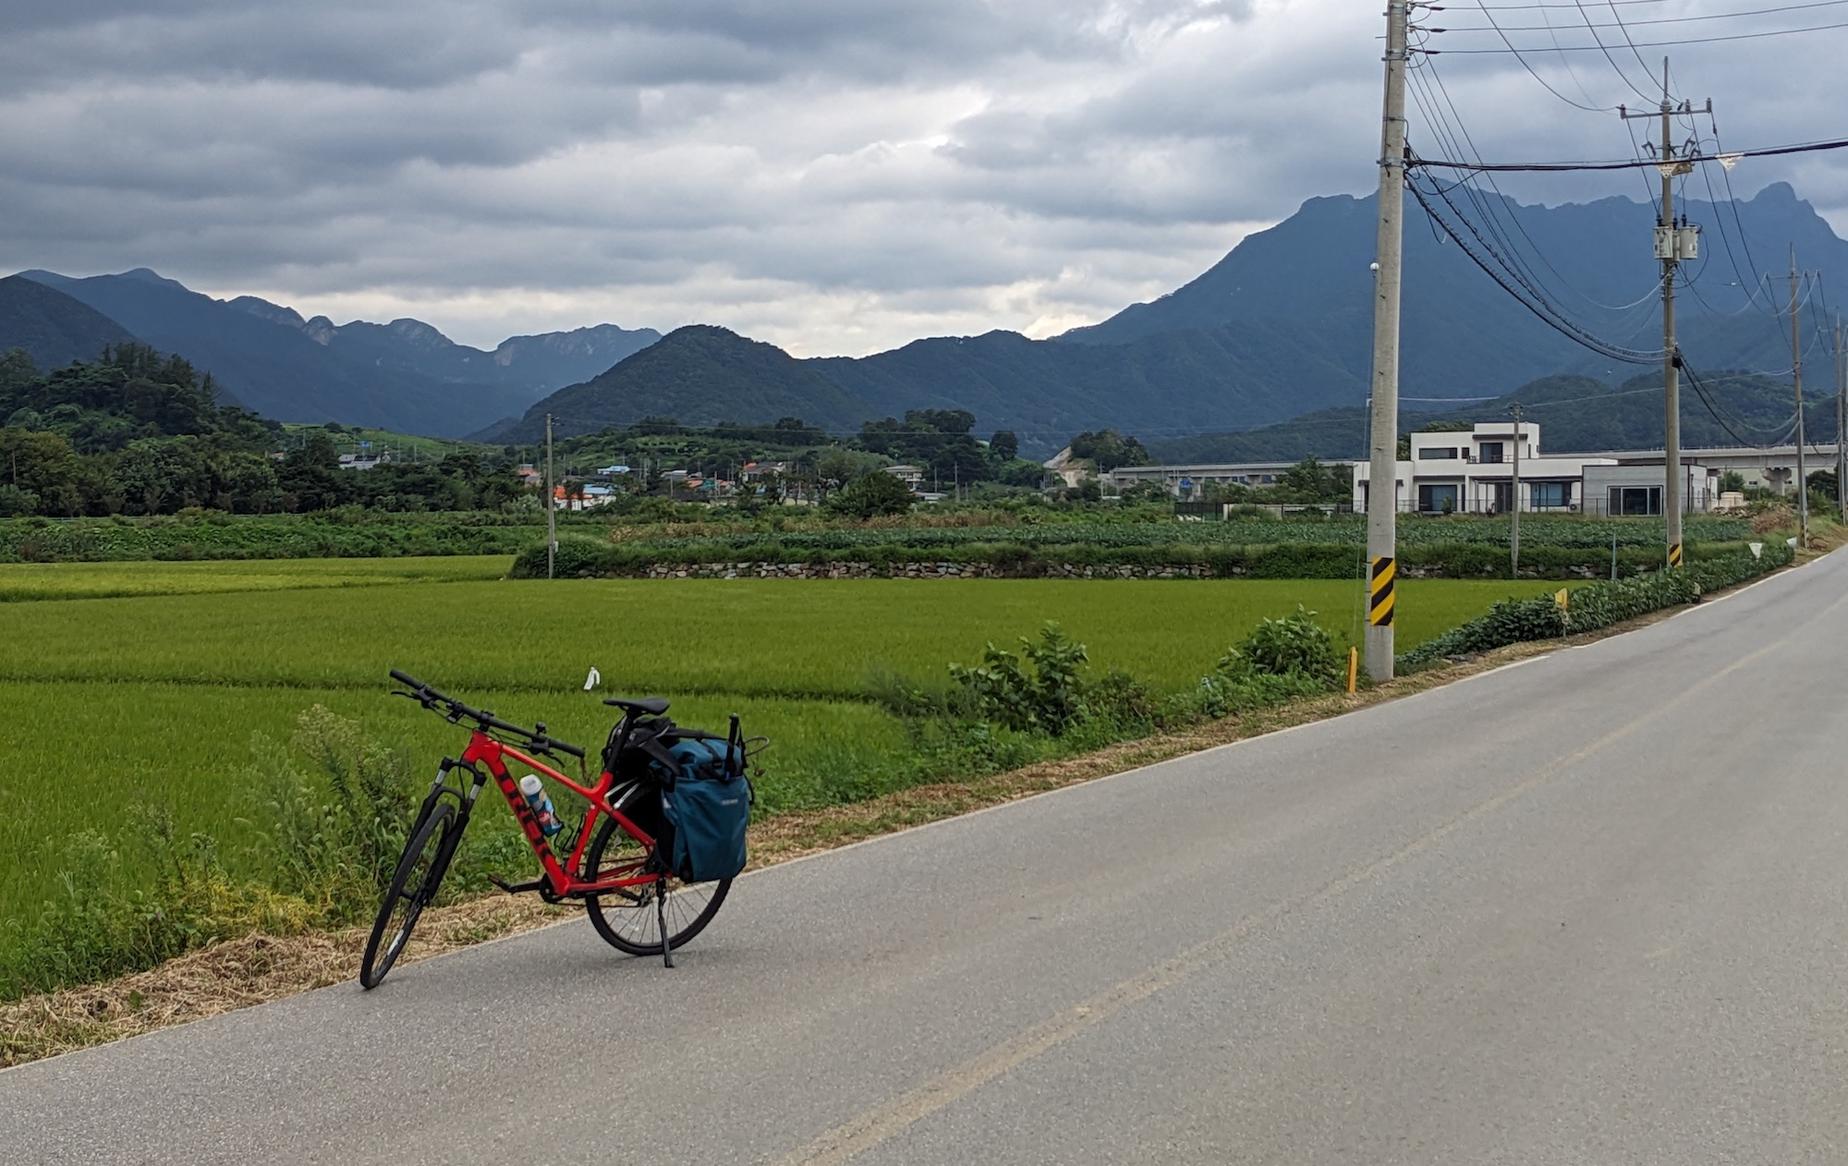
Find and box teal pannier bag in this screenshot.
[654,734,751,883]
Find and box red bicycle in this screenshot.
[359,669,744,988]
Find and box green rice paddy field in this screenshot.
[0,556,1565,926]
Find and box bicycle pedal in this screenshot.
[487,874,547,895]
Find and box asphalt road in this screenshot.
[7,552,1848,1164]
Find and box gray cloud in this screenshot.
[1,0,1843,354]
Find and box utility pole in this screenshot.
[1619,62,1704,568]
[1790,249,1809,546]
[545,412,556,580]
[1509,402,1523,577]
[1364,0,1410,682]
[1836,313,1845,519]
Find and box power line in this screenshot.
[1429,17,1848,49]
[1410,134,1848,170]
[1572,0,1660,103]
[1407,167,1664,364]
[1445,0,1848,32]
[1458,0,1614,109]
[1406,56,1667,319]
[1406,59,1580,311]
[1473,1,1669,8]
[1679,353,1802,446]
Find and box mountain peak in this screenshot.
[115,267,189,291]
[1754,180,1799,204]
[227,295,306,329]
[386,318,452,347]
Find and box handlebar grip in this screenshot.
[390,668,424,689]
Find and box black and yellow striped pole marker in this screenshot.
[1667,542,1684,568]
[1368,556,1396,627]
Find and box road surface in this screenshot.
[6,552,1848,1164]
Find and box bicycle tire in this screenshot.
[359,801,456,989]
[581,815,731,957]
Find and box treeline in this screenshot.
[0,346,527,517]
[556,408,1051,494]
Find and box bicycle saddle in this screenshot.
[603,695,671,716]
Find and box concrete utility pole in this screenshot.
[1836,314,1845,519]
[1364,0,1410,682]
[1509,402,1523,577]
[1619,62,1704,568]
[545,412,557,580]
[1790,249,1808,546]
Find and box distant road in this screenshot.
[7,551,1848,1164]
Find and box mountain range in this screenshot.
[498,181,1848,450]
[1147,370,1833,464]
[8,181,1843,450]
[5,268,658,436]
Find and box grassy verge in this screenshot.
[6,543,1792,1065]
[1,567,1784,1069]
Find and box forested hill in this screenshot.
[9,269,659,437]
[1146,372,1830,463]
[0,275,137,371]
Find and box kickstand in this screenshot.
[656,881,674,969]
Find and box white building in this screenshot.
[1352,422,1730,515]
[1353,423,1619,515]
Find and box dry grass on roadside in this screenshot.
[0,897,570,1067]
[0,553,1810,1069]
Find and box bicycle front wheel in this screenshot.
[581,816,731,956]
[359,801,457,989]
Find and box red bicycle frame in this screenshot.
[461,730,661,898]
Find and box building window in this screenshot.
[1478,442,1504,464]
[1418,446,1458,460]
[1418,483,1459,513]
[1608,485,1661,516]
[1530,481,1570,508]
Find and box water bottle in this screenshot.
[518,774,564,837]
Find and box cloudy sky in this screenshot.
[4,0,1845,354]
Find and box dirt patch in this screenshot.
[0,551,1815,1069]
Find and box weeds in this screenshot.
[4,710,427,1001]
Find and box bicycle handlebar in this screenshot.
[388,669,585,760]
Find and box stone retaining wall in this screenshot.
[634,561,1218,580]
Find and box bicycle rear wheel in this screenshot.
[581,816,731,956]
[359,801,457,989]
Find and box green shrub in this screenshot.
[949,623,1091,736]
[1398,540,1793,671]
[1229,606,1343,687]
[825,471,916,519]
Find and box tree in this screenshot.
[1068,429,1149,472]
[0,349,36,396]
[813,447,873,493]
[0,485,39,516]
[1807,468,1838,503]
[278,432,349,511]
[988,430,1019,462]
[825,469,915,518]
[1277,456,1352,503]
[1718,470,1746,495]
[0,427,82,503]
